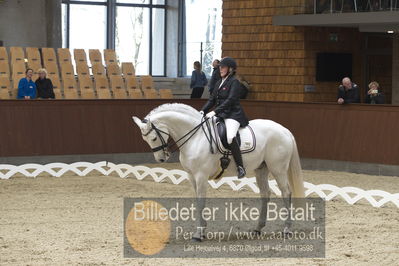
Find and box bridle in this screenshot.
[141,118,211,154]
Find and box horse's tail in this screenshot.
[288,135,305,199]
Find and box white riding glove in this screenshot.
[206,111,216,119]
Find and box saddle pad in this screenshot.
[211,118,256,155]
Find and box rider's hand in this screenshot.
[206,111,216,119]
[199,110,205,116]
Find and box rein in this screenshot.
[142,117,210,154]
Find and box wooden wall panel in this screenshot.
[222,0,372,103]
[0,99,398,166]
[222,0,307,102]
[303,27,364,103]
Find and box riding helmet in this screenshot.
[219,57,237,70]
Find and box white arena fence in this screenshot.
[0,161,398,208]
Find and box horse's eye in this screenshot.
[151,137,157,142]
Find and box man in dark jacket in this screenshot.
[201,57,248,178]
[337,77,360,104]
[208,59,221,95]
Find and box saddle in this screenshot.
[212,118,256,155]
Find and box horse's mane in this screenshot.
[146,103,201,119]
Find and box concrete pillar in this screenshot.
[0,0,47,47]
[392,35,399,105]
[45,0,62,48]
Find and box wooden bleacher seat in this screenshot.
[74,49,87,64]
[76,62,90,76]
[91,63,106,77]
[125,76,142,98]
[45,61,59,78]
[159,89,174,99]
[42,48,57,64]
[95,76,112,99]
[122,62,135,77]
[31,72,39,82]
[125,76,139,90]
[0,47,8,62]
[60,63,75,80]
[89,49,103,65]
[104,49,117,66]
[110,76,128,99]
[143,89,159,99]
[129,89,143,99]
[63,77,79,99]
[26,47,40,63]
[0,61,10,78]
[0,76,12,99]
[106,63,121,77]
[78,75,96,99]
[26,47,42,75]
[26,48,42,74]
[12,61,26,77]
[57,48,72,64]
[48,74,62,99]
[10,47,25,64]
[141,75,154,90]
[12,74,25,97]
[27,61,41,73]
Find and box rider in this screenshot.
[200,57,249,178]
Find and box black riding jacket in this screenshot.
[202,74,249,127]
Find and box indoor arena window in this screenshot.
[62,0,167,76]
[183,0,222,76]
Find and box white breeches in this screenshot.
[225,118,240,144]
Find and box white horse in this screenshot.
[132,103,305,241]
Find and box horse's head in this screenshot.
[132,116,171,163]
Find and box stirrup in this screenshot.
[237,166,246,179]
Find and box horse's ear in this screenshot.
[132,116,144,128]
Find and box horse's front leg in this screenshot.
[192,172,208,242]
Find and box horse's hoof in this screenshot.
[251,230,261,236]
[192,237,202,242]
[283,227,293,238]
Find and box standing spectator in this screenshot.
[365,81,385,104]
[17,68,36,99]
[337,77,360,104]
[190,61,207,98]
[208,59,221,95]
[35,68,55,99]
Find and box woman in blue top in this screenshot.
[17,68,37,99]
[190,61,208,98]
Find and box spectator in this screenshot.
[337,77,360,104]
[190,61,208,98]
[35,68,55,99]
[365,81,385,104]
[208,59,221,95]
[17,68,36,99]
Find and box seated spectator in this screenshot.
[365,81,385,104]
[337,77,360,104]
[17,68,36,99]
[35,68,55,99]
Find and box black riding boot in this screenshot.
[230,137,246,178]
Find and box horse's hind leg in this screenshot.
[272,169,293,236]
[254,163,270,233]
